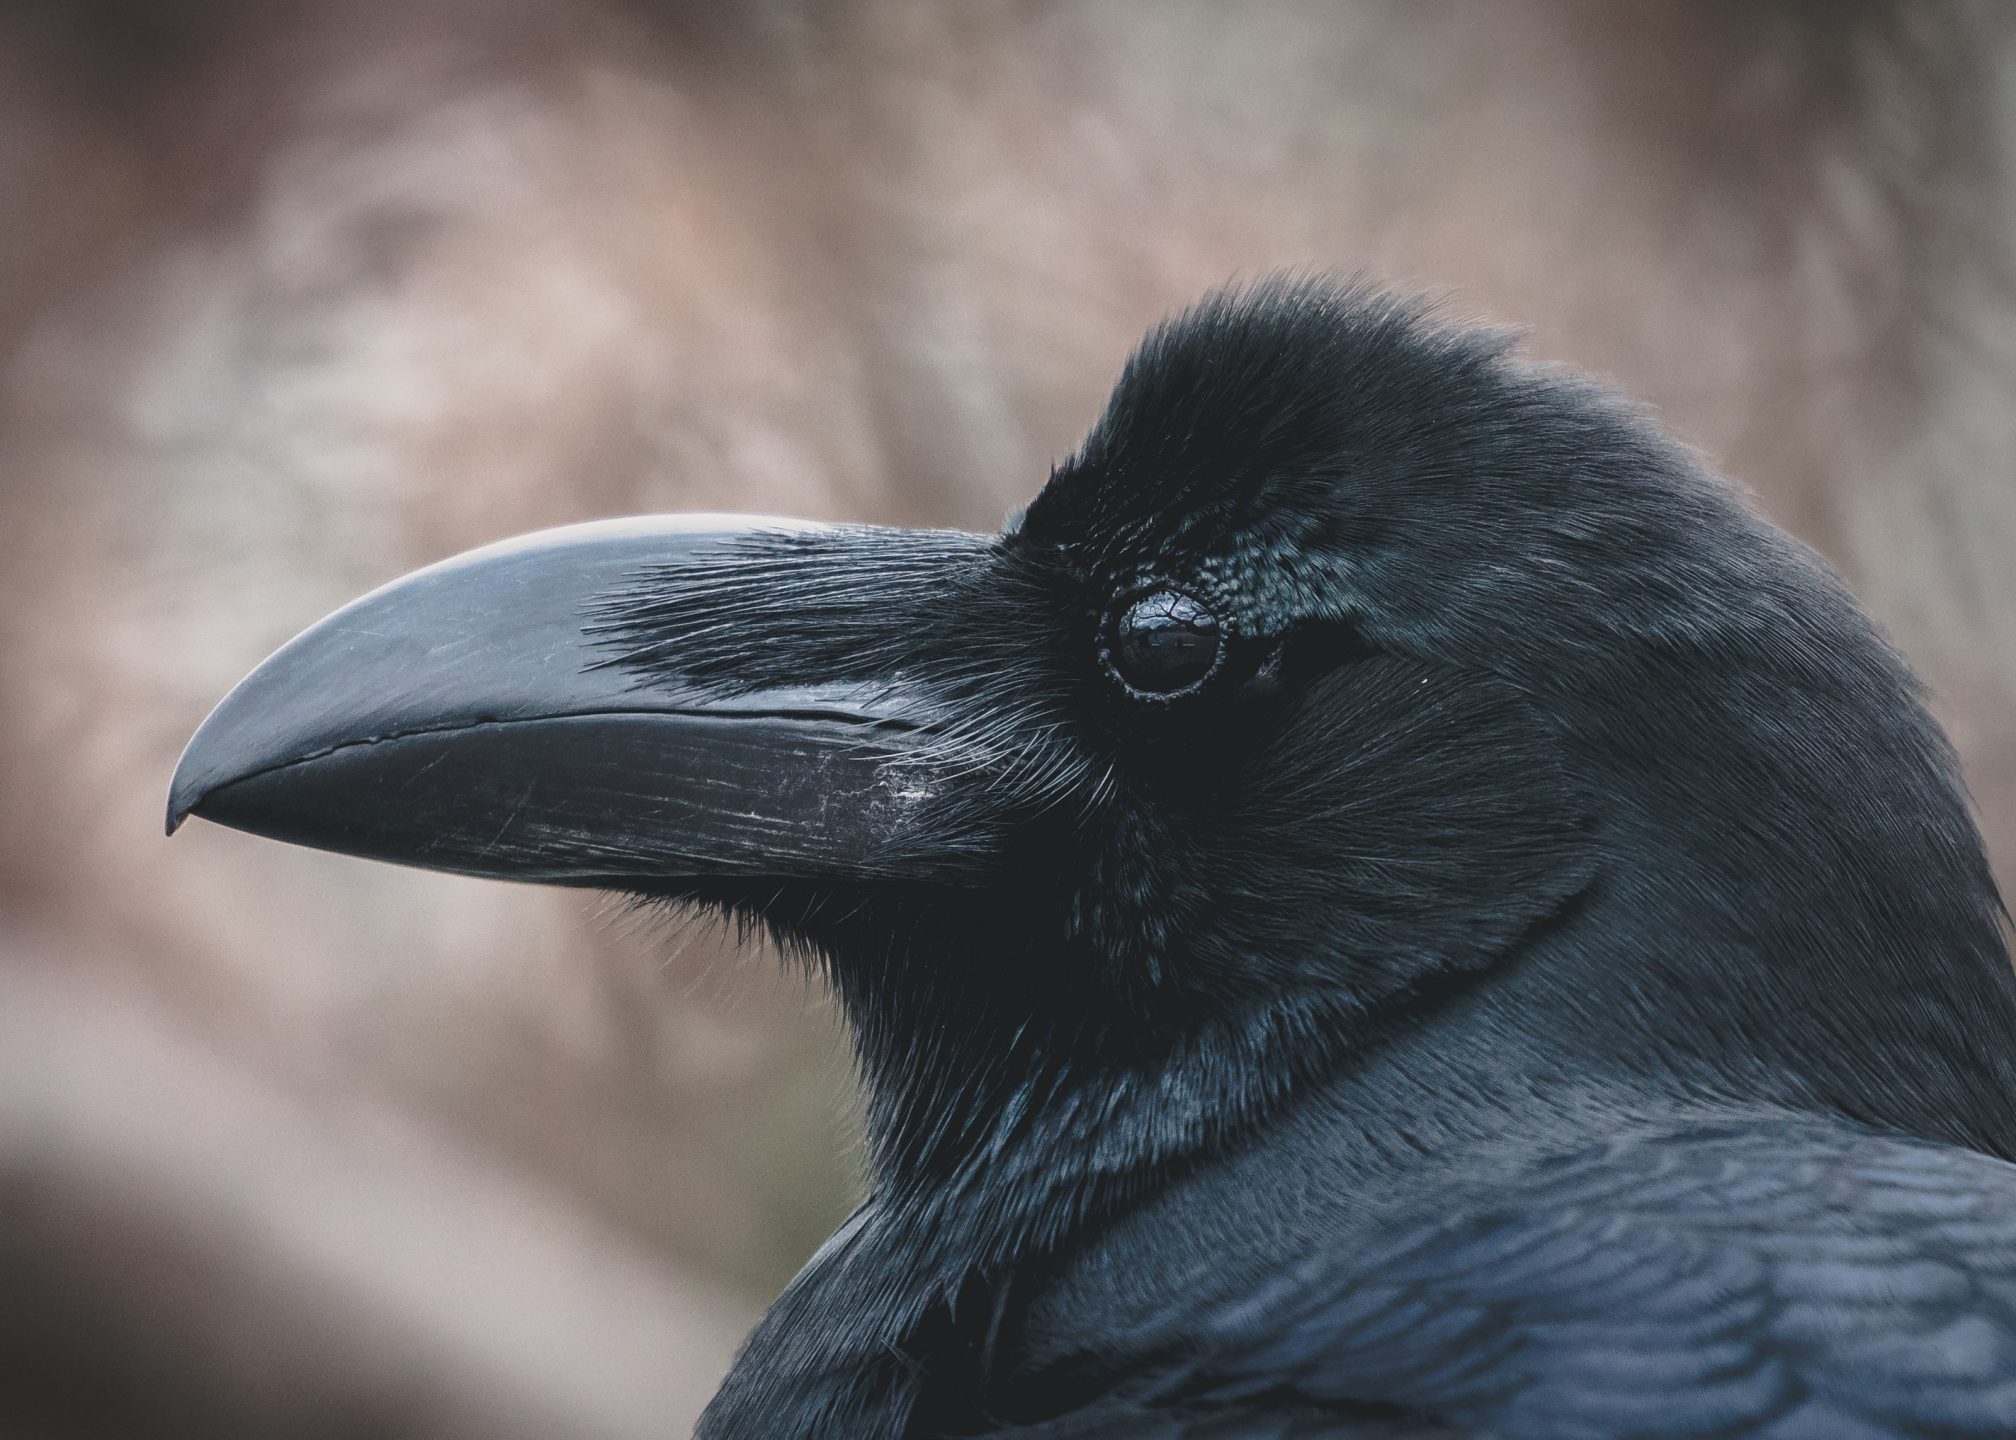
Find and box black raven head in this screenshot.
[171,276,2014,1220]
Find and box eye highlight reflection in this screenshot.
[1106,589,1223,698]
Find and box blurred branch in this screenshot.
[0,930,755,1439]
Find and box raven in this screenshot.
[170,278,2016,1438]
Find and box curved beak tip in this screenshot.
[165,782,198,836]
[166,745,221,837]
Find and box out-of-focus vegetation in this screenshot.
[2,2,2013,1434]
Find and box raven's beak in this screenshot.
[168,515,1003,887]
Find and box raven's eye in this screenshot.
[1107,590,1223,697]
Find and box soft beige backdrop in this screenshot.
[3,2,2013,1435]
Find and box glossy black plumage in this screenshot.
[170,277,2016,1438]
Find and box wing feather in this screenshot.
[1029,1121,2016,1438]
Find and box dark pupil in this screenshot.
[1114,591,1221,693]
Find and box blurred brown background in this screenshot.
[2,2,2013,1435]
